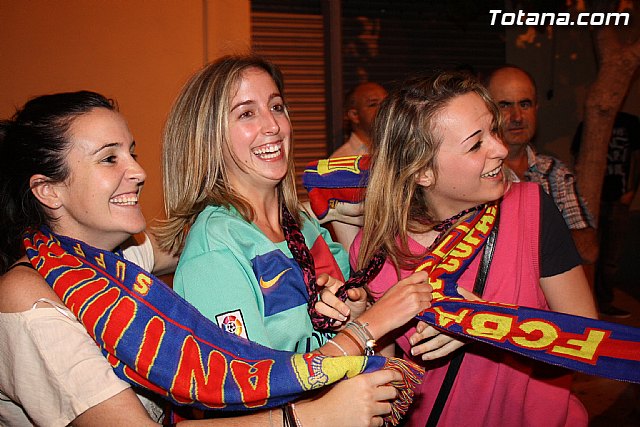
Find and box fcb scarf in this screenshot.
[303,155,640,384]
[411,204,640,383]
[23,227,422,424]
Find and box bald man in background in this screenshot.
[322,82,387,250]
[486,65,599,268]
[331,82,387,158]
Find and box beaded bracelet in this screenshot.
[352,319,375,340]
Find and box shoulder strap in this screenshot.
[425,209,500,427]
[8,261,35,271]
[470,208,500,296]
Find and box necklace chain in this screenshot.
[433,204,485,233]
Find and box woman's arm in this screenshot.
[1,264,401,427]
[540,265,597,318]
[317,271,433,357]
[71,388,160,427]
[538,188,597,319]
[0,265,158,426]
[294,368,400,427]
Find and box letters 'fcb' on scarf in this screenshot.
[303,156,640,384]
[23,227,422,425]
[412,206,640,383]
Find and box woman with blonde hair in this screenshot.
[352,71,597,426]
[156,55,431,364]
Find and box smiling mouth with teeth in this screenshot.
[109,192,139,206]
[252,143,282,160]
[481,165,502,178]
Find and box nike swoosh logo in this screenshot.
[260,268,292,289]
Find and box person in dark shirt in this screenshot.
[573,111,640,318]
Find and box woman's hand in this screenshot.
[408,321,467,360]
[295,369,401,427]
[344,287,369,321]
[408,285,481,360]
[315,274,369,329]
[357,271,432,339]
[319,201,365,226]
[315,273,350,326]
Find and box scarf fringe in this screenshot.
[383,357,424,426]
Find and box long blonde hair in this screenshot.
[155,55,299,254]
[357,71,501,273]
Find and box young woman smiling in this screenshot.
[156,55,432,367]
[353,71,597,427]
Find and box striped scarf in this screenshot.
[303,155,640,384]
[24,226,422,425]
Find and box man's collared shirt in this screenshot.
[510,145,595,230]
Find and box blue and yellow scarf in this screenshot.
[303,155,640,384]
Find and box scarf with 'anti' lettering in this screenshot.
[24,226,422,425]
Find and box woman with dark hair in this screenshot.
[0,91,163,425]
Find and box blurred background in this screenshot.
[3,0,640,216]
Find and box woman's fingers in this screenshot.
[357,271,433,337]
[410,327,467,359]
[409,322,439,345]
[372,384,398,402]
[315,274,350,321]
[419,339,466,360]
[315,291,349,323]
[347,287,367,302]
[368,367,402,387]
[316,273,342,292]
[401,271,430,287]
[457,286,482,301]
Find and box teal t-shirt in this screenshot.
[174,205,350,353]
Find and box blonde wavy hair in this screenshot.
[154,55,299,254]
[357,71,503,274]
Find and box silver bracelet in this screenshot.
[346,320,376,356]
[291,402,303,427]
[325,338,348,356]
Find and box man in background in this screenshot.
[331,82,387,158]
[486,65,598,267]
[325,82,387,250]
